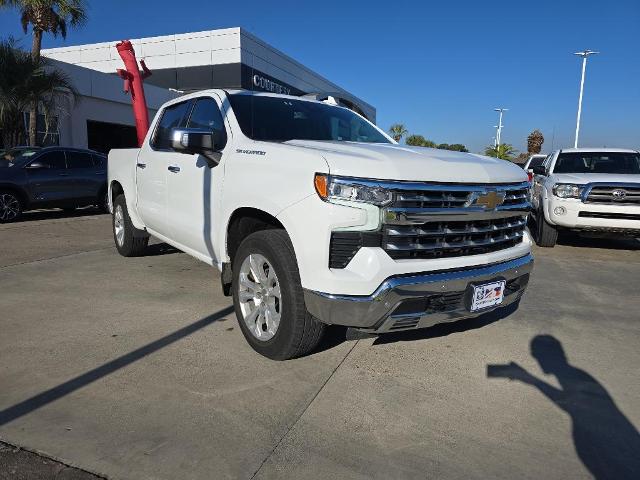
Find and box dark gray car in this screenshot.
[0,146,108,222]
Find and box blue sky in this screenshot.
[1,0,638,153]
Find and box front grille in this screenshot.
[392,185,529,209]
[585,185,640,205]
[383,215,527,260]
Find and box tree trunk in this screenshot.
[29,30,43,146]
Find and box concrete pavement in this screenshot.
[1,213,639,479]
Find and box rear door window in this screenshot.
[66,151,94,169]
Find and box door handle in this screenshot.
[58,172,70,176]
[136,163,147,169]
[168,165,181,173]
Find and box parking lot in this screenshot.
[1,211,639,479]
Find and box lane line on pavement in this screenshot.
[249,339,360,479]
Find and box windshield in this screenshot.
[228,94,390,144]
[553,152,640,174]
[0,148,40,167]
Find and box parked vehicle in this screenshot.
[523,154,547,181]
[108,90,533,359]
[0,146,108,223]
[531,148,640,246]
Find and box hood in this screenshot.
[552,172,640,185]
[283,141,528,184]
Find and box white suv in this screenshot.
[531,148,640,246]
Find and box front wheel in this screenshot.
[112,194,149,257]
[232,230,325,360]
[535,206,558,247]
[0,191,23,223]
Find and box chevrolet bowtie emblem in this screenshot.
[470,190,506,209]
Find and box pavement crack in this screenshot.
[249,340,359,479]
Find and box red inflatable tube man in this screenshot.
[116,40,152,147]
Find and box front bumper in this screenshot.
[303,254,533,333]
[546,197,640,233]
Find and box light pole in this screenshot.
[573,49,599,148]
[494,108,508,151]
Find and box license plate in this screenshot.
[470,280,506,312]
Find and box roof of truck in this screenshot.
[558,147,638,153]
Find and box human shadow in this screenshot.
[487,335,640,479]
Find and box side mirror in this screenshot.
[171,128,216,156]
[532,165,547,176]
[26,160,48,169]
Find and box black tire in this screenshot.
[535,206,558,247]
[232,229,325,360]
[0,190,23,223]
[112,194,149,257]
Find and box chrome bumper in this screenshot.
[303,254,533,333]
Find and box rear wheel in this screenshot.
[0,191,22,223]
[112,194,149,257]
[232,230,325,360]
[535,206,558,247]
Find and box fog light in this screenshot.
[554,206,566,216]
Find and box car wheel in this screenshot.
[232,229,325,360]
[0,191,23,223]
[535,206,558,247]
[112,194,149,257]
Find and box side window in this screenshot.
[151,101,192,150]
[187,98,228,150]
[35,151,66,169]
[66,151,93,169]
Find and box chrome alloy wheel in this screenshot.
[0,193,20,222]
[238,253,282,341]
[114,204,125,247]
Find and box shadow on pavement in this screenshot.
[488,335,640,479]
[0,306,234,427]
[144,242,181,256]
[15,207,106,223]
[557,232,640,251]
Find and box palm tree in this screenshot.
[0,0,86,146]
[0,38,78,149]
[527,129,544,154]
[484,143,517,160]
[388,123,408,143]
[405,134,436,147]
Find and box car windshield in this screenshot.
[228,94,390,144]
[553,152,640,174]
[0,148,40,167]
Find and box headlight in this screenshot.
[552,183,584,199]
[314,174,393,206]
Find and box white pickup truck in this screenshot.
[531,148,640,246]
[108,90,533,359]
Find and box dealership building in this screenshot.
[37,28,375,152]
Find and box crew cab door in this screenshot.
[66,150,100,201]
[166,95,228,262]
[135,100,192,236]
[25,149,73,205]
